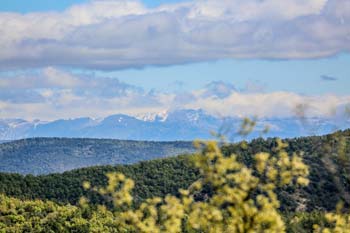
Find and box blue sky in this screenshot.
[103,54,350,95]
[1,0,86,12]
[0,0,188,12]
[0,0,349,120]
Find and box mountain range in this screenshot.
[0,109,349,141]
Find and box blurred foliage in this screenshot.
[1,139,311,232]
[0,128,350,232]
[1,130,350,212]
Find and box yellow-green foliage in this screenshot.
[315,212,350,233]
[0,139,349,232]
[313,203,350,233]
[101,139,309,233]
[0,194,88,232]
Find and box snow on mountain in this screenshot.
[0,109,348,141]
[0,119,41,140]
[136,110,169,122]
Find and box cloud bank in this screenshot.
[0,67,349,120]
[0,0,349,70]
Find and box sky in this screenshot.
[0,0,187,12]
[0,0,349,120]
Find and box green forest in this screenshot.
[0,138,194,175]
[1,130,350,232]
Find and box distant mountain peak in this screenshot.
[0,109,348,141]
[136,110,169,122]
[166,109,214,123]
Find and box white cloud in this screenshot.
[186,0,327,21]
[0,67,143,104]
[0,68,349,120]
[186,91,350,118]
[199,81,236,99]
[42,67,84,88]
[0,0,349,70]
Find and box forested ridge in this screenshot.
[1,129,350,213]
[0,138,194,175]
[1,130,350,232]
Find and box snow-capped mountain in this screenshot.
[0,119,38,140]
[136,110,169,122]
[0,109,348,141]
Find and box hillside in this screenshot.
[0,156,198,208]
[0,138,194,175]
[1,129,349,212]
